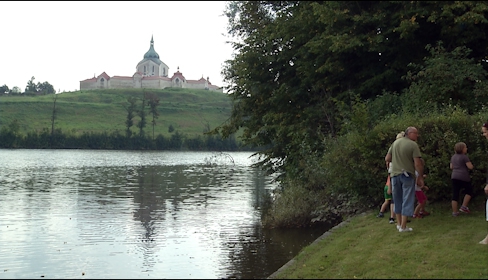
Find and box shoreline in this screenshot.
[267,212,368,279]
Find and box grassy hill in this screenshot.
[0,88,233,138]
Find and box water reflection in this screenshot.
[0,150,329,279]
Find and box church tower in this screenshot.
[136,36,169,77]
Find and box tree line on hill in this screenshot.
[213,1,488,228]
[0,89,249,151]
[0,121,245,151]
[1,76,55,95]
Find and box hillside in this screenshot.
[0,88,233,138]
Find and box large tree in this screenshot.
[214,1,488,179]
[0,84,9,95]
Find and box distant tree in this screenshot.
[25,76,37,94]
[50,94,58,148]
[124,97,138,138]
[147,92,160,140]
[0,84,9,95]
[137,93,147,137]
[37,81,55,95]
[10,86,21,95]
[168,124,175,133]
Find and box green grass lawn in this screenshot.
[0,88,234,138]
[271,197,488,279]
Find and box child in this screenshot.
[413,173,429,218]
[450,142,474,217]
[376,175,395,224]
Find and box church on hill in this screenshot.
[80,36,222,92]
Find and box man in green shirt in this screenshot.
[385,127,424,232]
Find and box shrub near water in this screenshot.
[322,109,488,209]
[263,109,488,228]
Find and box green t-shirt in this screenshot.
[387,137,422,177]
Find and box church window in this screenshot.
[144,66,146,75]
[163,68,166,76]
[152,66,155,75]
[100,78,104,88]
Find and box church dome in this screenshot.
[137,35,163,67]
[144,36,160,59]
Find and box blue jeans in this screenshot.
[391,174,416,217]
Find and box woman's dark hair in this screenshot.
[483,122,488,128]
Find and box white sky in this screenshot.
[0,1,234,93]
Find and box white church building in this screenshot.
[80,36,222,92]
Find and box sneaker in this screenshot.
[389,218,395,224]
[396,224,401,230]
[419,211,430,216]
[413,214,422,219]
[376,212,384,218]
[460,206,470,214]
[399,227,413,232]
[452,212,459,217]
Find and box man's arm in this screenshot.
[385,153,392,170]
[414,157,424,186]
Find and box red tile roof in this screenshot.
[171,70,186,80]
[80,77,97,82]
[98,72,110,80]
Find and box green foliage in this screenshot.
[0,84,9,95]
[322,109,488,207]
[402,42,488,114]
[137,95,147,137]
[218,1,488,181]
[0,88,233,139]
[24,76,55,95]
[125,96,137,138]
[219,1,488,228]
[262,182,330,228]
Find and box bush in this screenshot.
[322,108,488,208]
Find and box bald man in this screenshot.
[385,127,424,232]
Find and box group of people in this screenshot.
[376,124,488,244]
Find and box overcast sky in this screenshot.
[0,1,234,92]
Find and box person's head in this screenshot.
[396,131,405,139]
[482,122,488,140]
[405,127,419,141]
[454,142,467,154]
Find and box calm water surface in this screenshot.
[0,150,328,279]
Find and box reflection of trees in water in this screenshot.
[130,164,216,271]
[219,224,331,279]
[77,160,307,279]
[217,170,329,279]
[132,165,167,270]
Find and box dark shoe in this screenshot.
[389,218,395,224]
[376,212,384,218]
[460,206,470,214]
[452,212,459,217]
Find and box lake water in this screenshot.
[0,149,328,279]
